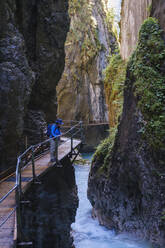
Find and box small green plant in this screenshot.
[93,127,117,174]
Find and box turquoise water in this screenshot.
[72,162,152,248]
[80,152,94,161]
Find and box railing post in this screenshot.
[16,158,22,242]
[19,162,22,198]
[80,121,83,142]
[70,121,73,154]
[55,137,58,164]
[32,146,36,180]
[16,186,23,242]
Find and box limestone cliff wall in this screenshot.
[151,0,165,34]
[57,0,116,122]
[120,0,165,60]
[120,0,152,60]
[0,0,69,173]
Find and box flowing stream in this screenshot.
[72,154,152,248]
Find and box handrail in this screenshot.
[0,207,17,228]
[0,121,83,234]
[0,185,17,204]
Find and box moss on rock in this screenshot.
[93,17,165,174]
[93,54,126,172]
[104,54,127,127]
[129,17,165,149]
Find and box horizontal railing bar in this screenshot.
[33,121,82,148]
[71,129,81,138]
[19,146,33,160]
[0,207,16,228]
[0,185,17,204]
[61,120,80,123]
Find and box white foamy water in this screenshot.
[72,161,152,248]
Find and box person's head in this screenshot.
[55,118,64,126]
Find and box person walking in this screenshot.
[48,118,64,165]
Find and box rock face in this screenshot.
[0,0,69,173]
[120,0,152,60]
[120,0,165,60]
[151,0,165,34]
[57,0,116,122]
[0,1,34,172]
[88,18,165,248]
[21,157,78,248]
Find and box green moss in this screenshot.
[93,127,117,175]
[147,3,152,15]
[104,54,127,127]
[93,18,165,174]
[129,18,165,149]
[92,54,126,174]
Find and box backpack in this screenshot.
[47,124,52,137]
[47,124,58,137]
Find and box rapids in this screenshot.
[72,155,152,248]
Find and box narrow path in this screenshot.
[0,138,81,248]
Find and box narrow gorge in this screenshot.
[0,0,165,247]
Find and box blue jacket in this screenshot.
[51,124,61,138]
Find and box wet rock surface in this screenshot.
[21,157,78,248]
[0,0,69,172]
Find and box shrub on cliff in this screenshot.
[93,17,165,172]
[104,54,127,127]
[93,54,126,172]
[129,17,165,149]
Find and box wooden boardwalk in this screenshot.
[0,138,81,248]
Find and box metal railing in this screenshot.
[0,121,83,241]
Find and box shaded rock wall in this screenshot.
[57,0,116,122]
[21,157,78,248]
[0,0,69,172]
[0,1,34,172]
